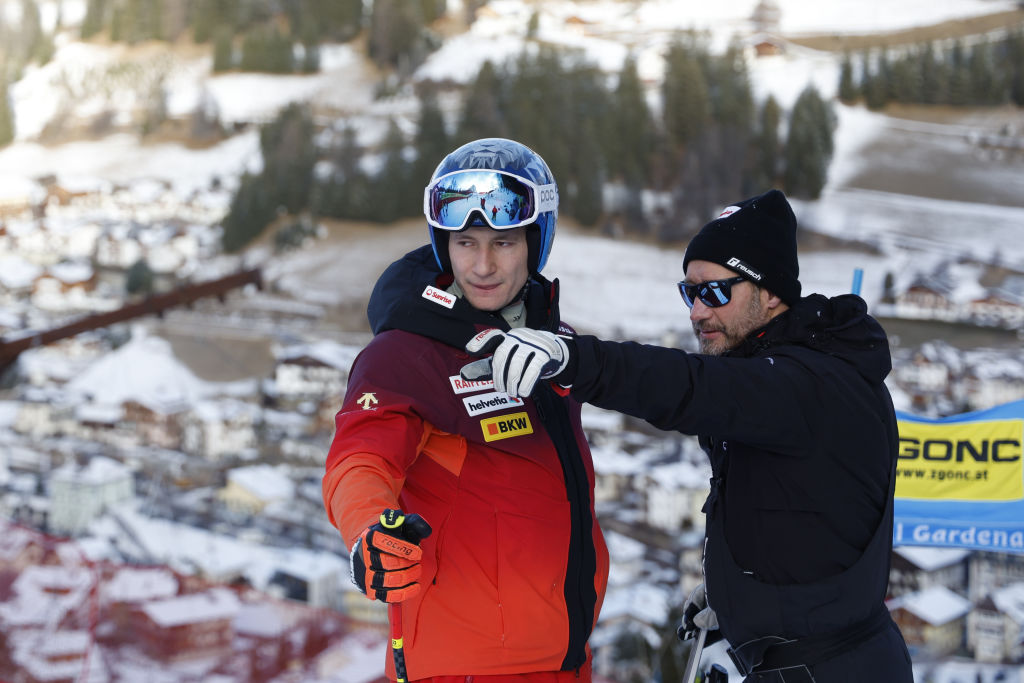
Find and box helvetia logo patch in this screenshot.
[480,411,533,442]
[463,391,524,417]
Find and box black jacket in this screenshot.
[569,294,901,662]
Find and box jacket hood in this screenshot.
[367,244,561,348]
[739,293,892,384]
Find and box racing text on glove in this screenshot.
[350,509,432,603]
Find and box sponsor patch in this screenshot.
[449,375,495,394]
[422,285,456,309]
[356,393,379,410]
[717,205,741,218]
[480,411,533,442]
[463,391,524,417]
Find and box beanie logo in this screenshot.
[726,257,763,282]
[718,205,741,218]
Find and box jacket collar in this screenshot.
[367,244,561,349]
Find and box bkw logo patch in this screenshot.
[480,412,533,442]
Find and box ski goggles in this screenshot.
[678,276,747,308]
[424,169,558,231]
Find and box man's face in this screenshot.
[449,225,530,311]
[684,259,774,355]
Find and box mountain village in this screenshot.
[2,0,1024,681]
[1,177,1024,681]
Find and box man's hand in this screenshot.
[350,509,432,603]
[677,583,722,645]
[462,328,570,397]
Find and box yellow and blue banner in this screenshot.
[895,399,1024,552]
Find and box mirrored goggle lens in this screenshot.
[677,278,741,308]
[426,170,551,230]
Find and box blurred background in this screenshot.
[1,1,1024,681]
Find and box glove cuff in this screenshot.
[551,336,578,386]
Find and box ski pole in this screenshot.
[682,627,707,683]
[389,602,409,683]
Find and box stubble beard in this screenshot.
[693,292,766,356]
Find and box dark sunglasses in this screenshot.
[677,276,747,308]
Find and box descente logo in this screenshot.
[463,391,524,417]
[422,285,456,309]
[726,257,763,282]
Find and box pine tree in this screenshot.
[862,50,887,110]
[369,0,428,74]
[563,61,610,222]
[1008,30,1024,106]
[0,76,15,147]
[662,40,710,150]
[968,42,999,104]
[838,53,858,103]
[125,259,155,295]
[455,60,507,143]
[783,85,835,199]
[571,117,604,227]
[373,119,414,221]
[748,95,781,193]
[608,55,653,186]
[81,0,106,39]
[947,41,970,105]
[222,173,273,252]
[212,28,233,72]
[919,42,949,105]
[259,103,316,213]
[413,88,450,191]
[707,44,754,129]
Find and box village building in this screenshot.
[48,456,134,536]
[181,397,261,461]
[968,552,1024,602]
[889,585,972,656]
[218,464,295,516]
[132,588,241,661]
[889,546,971,598]
[967,582,1024,663]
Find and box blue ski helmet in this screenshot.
[423,137,558,274]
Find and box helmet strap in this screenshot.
[526,224,542,275]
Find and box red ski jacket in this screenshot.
[323,246,608,680]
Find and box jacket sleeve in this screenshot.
[570,335,817,452]
[321,340,434,549]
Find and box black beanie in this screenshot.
[682,189,801,305]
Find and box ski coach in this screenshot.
[322,138,608,682]
[463,189,913,682]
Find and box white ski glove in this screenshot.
[462,328,570,398]
[679,583,721,644]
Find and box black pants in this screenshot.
[744,621,913,683]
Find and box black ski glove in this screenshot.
[350,509,432,603]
